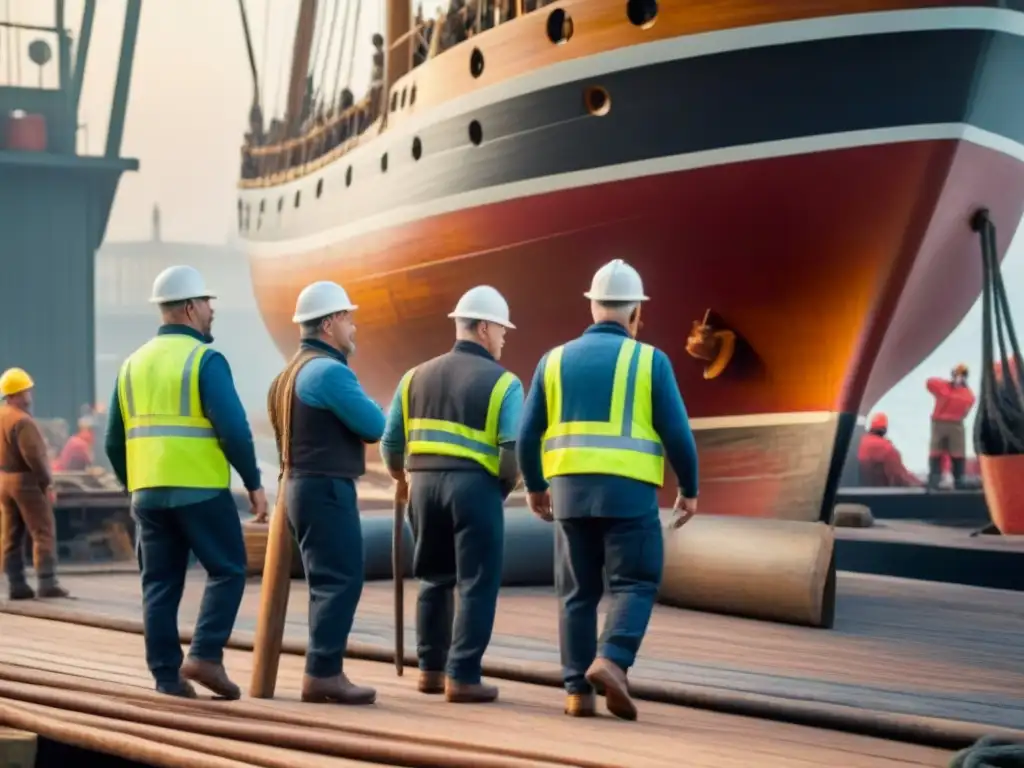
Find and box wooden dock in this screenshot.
[0,566,1022,765]
[0,612,955,767]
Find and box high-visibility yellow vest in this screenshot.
[401,367,517,476]
[117,334,230,492]
[541,338,665,486]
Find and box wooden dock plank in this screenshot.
[0,615,949,767]
[29,569,1024,730]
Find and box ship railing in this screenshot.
[239,0,548,184]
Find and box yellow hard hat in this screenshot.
[0,368,34,397]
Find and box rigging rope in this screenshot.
[344,0,364,90]
[307,0,329,80]
[329,0,355,109]
[971,210,1024,458]
[315,0,342,103]
[259,0,272,98]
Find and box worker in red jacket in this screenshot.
[54,416,96,472]
[857,414,922,487]
[926,364,976,490]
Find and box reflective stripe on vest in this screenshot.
[117,334,230,492]
[541,338,665,486]
[401,368,516,476]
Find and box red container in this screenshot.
[4,111,48,152]
[979,454,1024,535]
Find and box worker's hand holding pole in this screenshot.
[392,475,408,676]
[250,487,269,523]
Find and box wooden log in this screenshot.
[660,516,836,628]
[242,521,304,579]
[0,727,37,768]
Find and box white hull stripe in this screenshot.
[243,123,1024,259]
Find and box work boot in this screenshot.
[444,677,498,703]
[6,575,35,601]
[585,657,637,721]
[564,692,597,717]
[952,457,966,489]
[301,672,377,705]
[927,457,943,490]
[180,657,241,700]
[418,670,445,694]
[157,678,198,698]
[36,556,70,599]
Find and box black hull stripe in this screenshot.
[243,28,1024,242]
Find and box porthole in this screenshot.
[277,196,283,212]
[316,178,324,198]
[258,199,266,213]
[390,91,398,112]
[546,9,573,44]
[626,0,658,29]
[410,84,417,105]
[345,166,353,187]
[469,47,485,78]
[468,120,483,146]
[381,152,389,173]
[401,87,408,108]
[294,190,301,208]
[584,86,611,116]
[412,137,422,161]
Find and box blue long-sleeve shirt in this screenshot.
[517,322,699,519]
[379,346,524,461]
[293,339,386,442]
[105,324,262,510]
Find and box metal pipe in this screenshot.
[70,0,95,121]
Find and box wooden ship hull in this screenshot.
[238,1,1024,522]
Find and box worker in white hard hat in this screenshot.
[380,284,523,704]
[517,258,699,721]
[265,279,385,705]
[103,264,267,699]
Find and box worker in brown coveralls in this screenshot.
[0,367,70,600]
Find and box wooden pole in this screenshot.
[248,483,293,699]
[392,495,405,676]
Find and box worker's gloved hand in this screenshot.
[669,493,697,529]
[527,490,553,523]
[249,487,269,523]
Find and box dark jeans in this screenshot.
[410,470,504,684]
[133,491,246,688]
[554,514,663,694]
[286,476,364,678]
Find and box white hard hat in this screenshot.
[583,259,649,302]
[149,265,217,304]
[448,285,515,329]
[292,280,358,324]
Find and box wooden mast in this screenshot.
[284,0,318,138]
[385,0,412,100]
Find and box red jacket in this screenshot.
[926,378,975,422]
[857,432,922,487]
[55,431,94,472]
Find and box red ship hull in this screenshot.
[247,139,1024,521]
[239,6,1024,522]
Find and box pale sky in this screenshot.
[4,0,1022,467]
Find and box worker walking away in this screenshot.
[268,280,385,705]
[0,368,69,600]
[926,364,976,490]
[517,259,700,721]
[857,413,922,487]
[380,286,522,704]
[105,265,267,699]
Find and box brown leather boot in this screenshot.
[564,692,597,717]
[180,657,241,700]
[418,670,445,694]
[585,657,637,721]
[157,678,198,698]
[301,673,376,705]
[36,581,70,599]
[444,677,498,703]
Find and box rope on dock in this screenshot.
[2,600,1023,753]
[948,735,1024,768]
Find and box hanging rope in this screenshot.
[971,210,1024,459]
[307,0,329,81]
[260,0,272,97]
[344,0,364,90]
